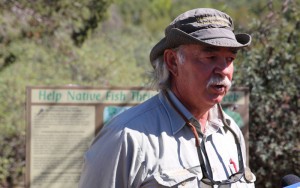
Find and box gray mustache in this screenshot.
[207,76,232,88]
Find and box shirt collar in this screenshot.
[159,90,193,135]
[205,104,225,135]
[159,90,230,135]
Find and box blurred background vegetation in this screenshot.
[0,0,299,187]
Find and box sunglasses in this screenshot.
[197,119,244,185]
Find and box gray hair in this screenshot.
[151,46,185,91]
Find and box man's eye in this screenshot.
[226,57,235,62]
[207,56,217,60]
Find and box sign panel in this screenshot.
[26,86,249,188]
[26,86,157,188]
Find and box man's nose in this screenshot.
[214,57,232,76]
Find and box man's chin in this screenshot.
[209,94,225,104]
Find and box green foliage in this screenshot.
[0,0,112,69]
[0,134,25,187]
[0,27,151,130]
[115,0,173,36]
[234,0,300,186]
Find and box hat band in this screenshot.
[189,28,236,41]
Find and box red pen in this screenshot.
[230,158,238,173]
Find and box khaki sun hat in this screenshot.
[149,8,251,64]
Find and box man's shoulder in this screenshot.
[104,94,167,131]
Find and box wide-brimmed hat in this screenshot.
[149,8,251,64]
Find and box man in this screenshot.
[79,8,256,187]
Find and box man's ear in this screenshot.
[164,49,178,76]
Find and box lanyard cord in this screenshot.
[164,92,210,178]
[217,103,245,174]
[164,91,201,147]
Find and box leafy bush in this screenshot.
[234,1,300,187]
[0,134,25,187]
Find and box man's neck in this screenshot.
[198,112,209,133]
[171,86,212,120]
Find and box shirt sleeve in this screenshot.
[78,125,145,188]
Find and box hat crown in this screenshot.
[165,8,234,36]
[149,8,251,64]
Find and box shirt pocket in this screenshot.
[154,167,202,187]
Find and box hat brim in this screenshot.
[150,28,251,63]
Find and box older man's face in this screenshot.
[169,44,237,111]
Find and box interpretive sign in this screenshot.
[26,86,249,188]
